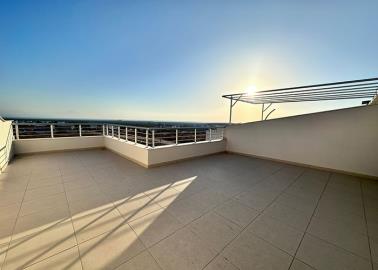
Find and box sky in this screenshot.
[0,0,377,123]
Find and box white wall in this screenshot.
[0,120,13,173]
[103,137,148,167]
[14,136,104,154]
[225,105,378,178]
[148,140,226,167]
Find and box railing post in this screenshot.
[209,128,212,142]
[15,124,19,140]
[102,125,105,136]
[125,127,128,141]
[106,125,109,136]
[145,129,149,147]
[152,129,155,148]
[134,128,137,144]
[118,126,120,140]
[79,124,82,137]
[175,129,178,145]
[194,128,197,143]
[50,124,54,138]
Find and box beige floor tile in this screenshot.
[189,212,241,252]
[264,202,312,231]
[314,206,367,235]
[0,203,20,223]
[30,169,61,181]
[0,220,15,245]
[71,203,125,243]
[79,223,145,270]
[0,191,25,207]
[235,189,278,211]
[63,178,96,191]
[371,237,378,264]
[0,243,8,268]
[24,246,82,270]
[307,217,370,259]
[215,199,259,228]
[3,220,77,270]
[28,176,62,189]
[150,227,216,270]
[276,192,317,215]
[191,189,230,209]
[23,184,65,202]
[247,214,304,255]
[203,255,239,270]
[296,234,371,270]
[129,208,183,247]
[62,171,93,183]
[115,193,162,222]
[223,231,293,270]
[13,204,70,240]
[115,250,160,270]
[0,180,28,194]
[19,192,68,216]
[145,186,183,207]
[165,196,210,225]
[65,185,106,203]
[290,259,316,270]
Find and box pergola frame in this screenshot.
[222,77,378,123]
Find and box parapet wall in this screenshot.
[225,105,378,178]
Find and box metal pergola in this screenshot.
[222,77,378,123]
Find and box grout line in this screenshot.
[60,166,85,270]
[360,181,375,270]
[286,171,332,270]
[144,164,288,252]
[1,171,32,269]
[200,166,306,270]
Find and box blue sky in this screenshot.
[1,0,377,122]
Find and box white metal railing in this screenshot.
[12,122,224,149]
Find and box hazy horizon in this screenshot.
[1,1,377,122]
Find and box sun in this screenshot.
[246,85,257,95]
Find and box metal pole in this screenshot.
[229,98,233,123]
[175,129,178,145]
[145,129,149,147]
[111,126,114,138]
[125,127,128,141]
[152,130,155,148]
[106,125,109,136]
[194,129,197,143]
[15,124,19,140]
[102,125,105,136]
[79,124,82,137]
[134,129,137,144]
[261,103,264,120]
[118,126,120,139]
[50,124,54,138]
[209,129,212,142]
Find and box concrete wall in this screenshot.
[103,137,149,167]
[148,140,226,167]
[0,120,13,173]
[225,105,378,178]
[104,137,225,167]
[14,136,104,154]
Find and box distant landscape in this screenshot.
[5,117,227,128]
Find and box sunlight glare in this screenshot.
[246,85,257,95]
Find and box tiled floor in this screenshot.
[0,149,377,270]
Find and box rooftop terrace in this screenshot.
[0,149,377,270]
